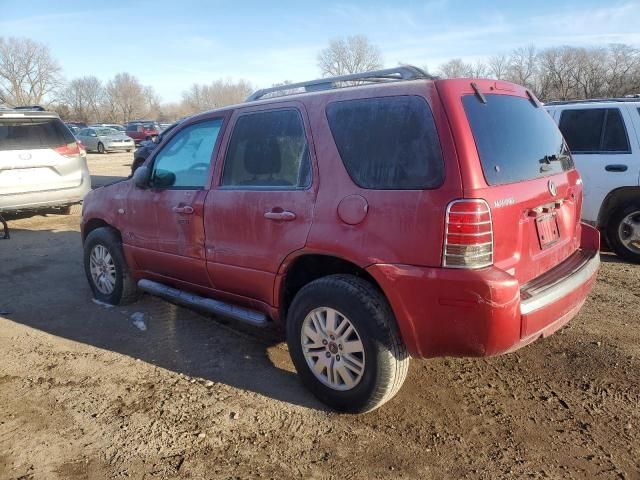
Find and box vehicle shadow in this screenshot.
[91,175,126,188]
[599,251,631,264]
[0,225,326,411]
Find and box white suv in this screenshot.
[546,99,640,263]
[0,107,91,213]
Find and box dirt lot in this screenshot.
[0,152,639,479]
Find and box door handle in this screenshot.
[605,164,628,172]
[264,210,296,221]
[173,205,194,214]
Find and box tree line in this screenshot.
[2,35,640,124]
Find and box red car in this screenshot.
[125,121,160,144]
[81,67,600,413]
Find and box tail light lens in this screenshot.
[443,199,493,268]
[54,142,80,158]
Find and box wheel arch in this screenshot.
[276,253,384,323]
[597,186,640,229]
[82,218,120,242]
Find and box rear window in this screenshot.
[0,117,75,151]
[559,108,630,153]
[326,96,445,190]
[463,95,573,185]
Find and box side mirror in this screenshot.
[133,165,150,188]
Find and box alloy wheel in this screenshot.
[618,210,640,254]
[89,244,116,295]
[300,307,366,391]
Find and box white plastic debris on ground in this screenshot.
[92,298,114,308]
[130,312,147,331]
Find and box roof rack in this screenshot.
[246,65,436,102]
[545,97,640,106]
[13,105,46,111]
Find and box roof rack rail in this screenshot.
[13,105,46,111]
[246,65,436,102]
[545,97,640,106]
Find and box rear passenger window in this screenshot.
[559,108,630,153]
[326,96,444,190]
[221,109,311,188]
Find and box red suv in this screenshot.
[125,121,160,144]
[81,67,600,413]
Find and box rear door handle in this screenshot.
[172,205,194,214]
[264,210,296,221]
[605,164,628,172]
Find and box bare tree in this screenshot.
[181,79,252,114]
[487,54,509,80]
[317,35,383,77]
[0,37,62,106]
[103,73,158,123]
[61,76,103,122]
[437,58,474,78]
[506,46,538,89]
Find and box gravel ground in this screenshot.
[0,152,638,479]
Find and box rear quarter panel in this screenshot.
[302,81,463,268]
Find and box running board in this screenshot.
[137,279,269,327]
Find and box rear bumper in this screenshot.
[105,143,134,151]
[0,170,91,212]
[367,223,600,358]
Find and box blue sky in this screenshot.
[1,0,639,102]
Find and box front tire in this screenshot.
[97,142,105,154]
[607,203,640,263]
[286,274,409,413]
[83,227,139,305]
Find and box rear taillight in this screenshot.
[443,199,493,269]
[54,142,80,158]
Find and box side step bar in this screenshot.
[137,279,269,327]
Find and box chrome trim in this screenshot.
[520,251,600,315]
[443,199,494,269]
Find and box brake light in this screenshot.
[54,142,80,158]
[443,199,493,268]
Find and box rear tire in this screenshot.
[84,227,139,305]
[97,142,105,154]
[286,274,409,413]
[606,203,640,263]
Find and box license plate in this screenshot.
[536,213,561,249]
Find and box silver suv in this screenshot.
[0,107,91,213]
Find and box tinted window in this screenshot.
[326,96,444,190]
[221,109,311,188]
[602,109,629,152]
[559,108,630,153]
[151,119,223,189]
[463,95,573,185]
[0,118,75,151]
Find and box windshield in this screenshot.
[95,128,118,136]
[463,94,574,185]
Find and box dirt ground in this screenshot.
[0,152,639,480]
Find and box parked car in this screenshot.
[66,124,81,135]
[546,99,640,263]
[131,119,184,175]
[81,67,600,413]
[76,127,135,154]
[91,123,126,133]
[65,121,88,130]
[125,121,160,144]
[0,107,90,213]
